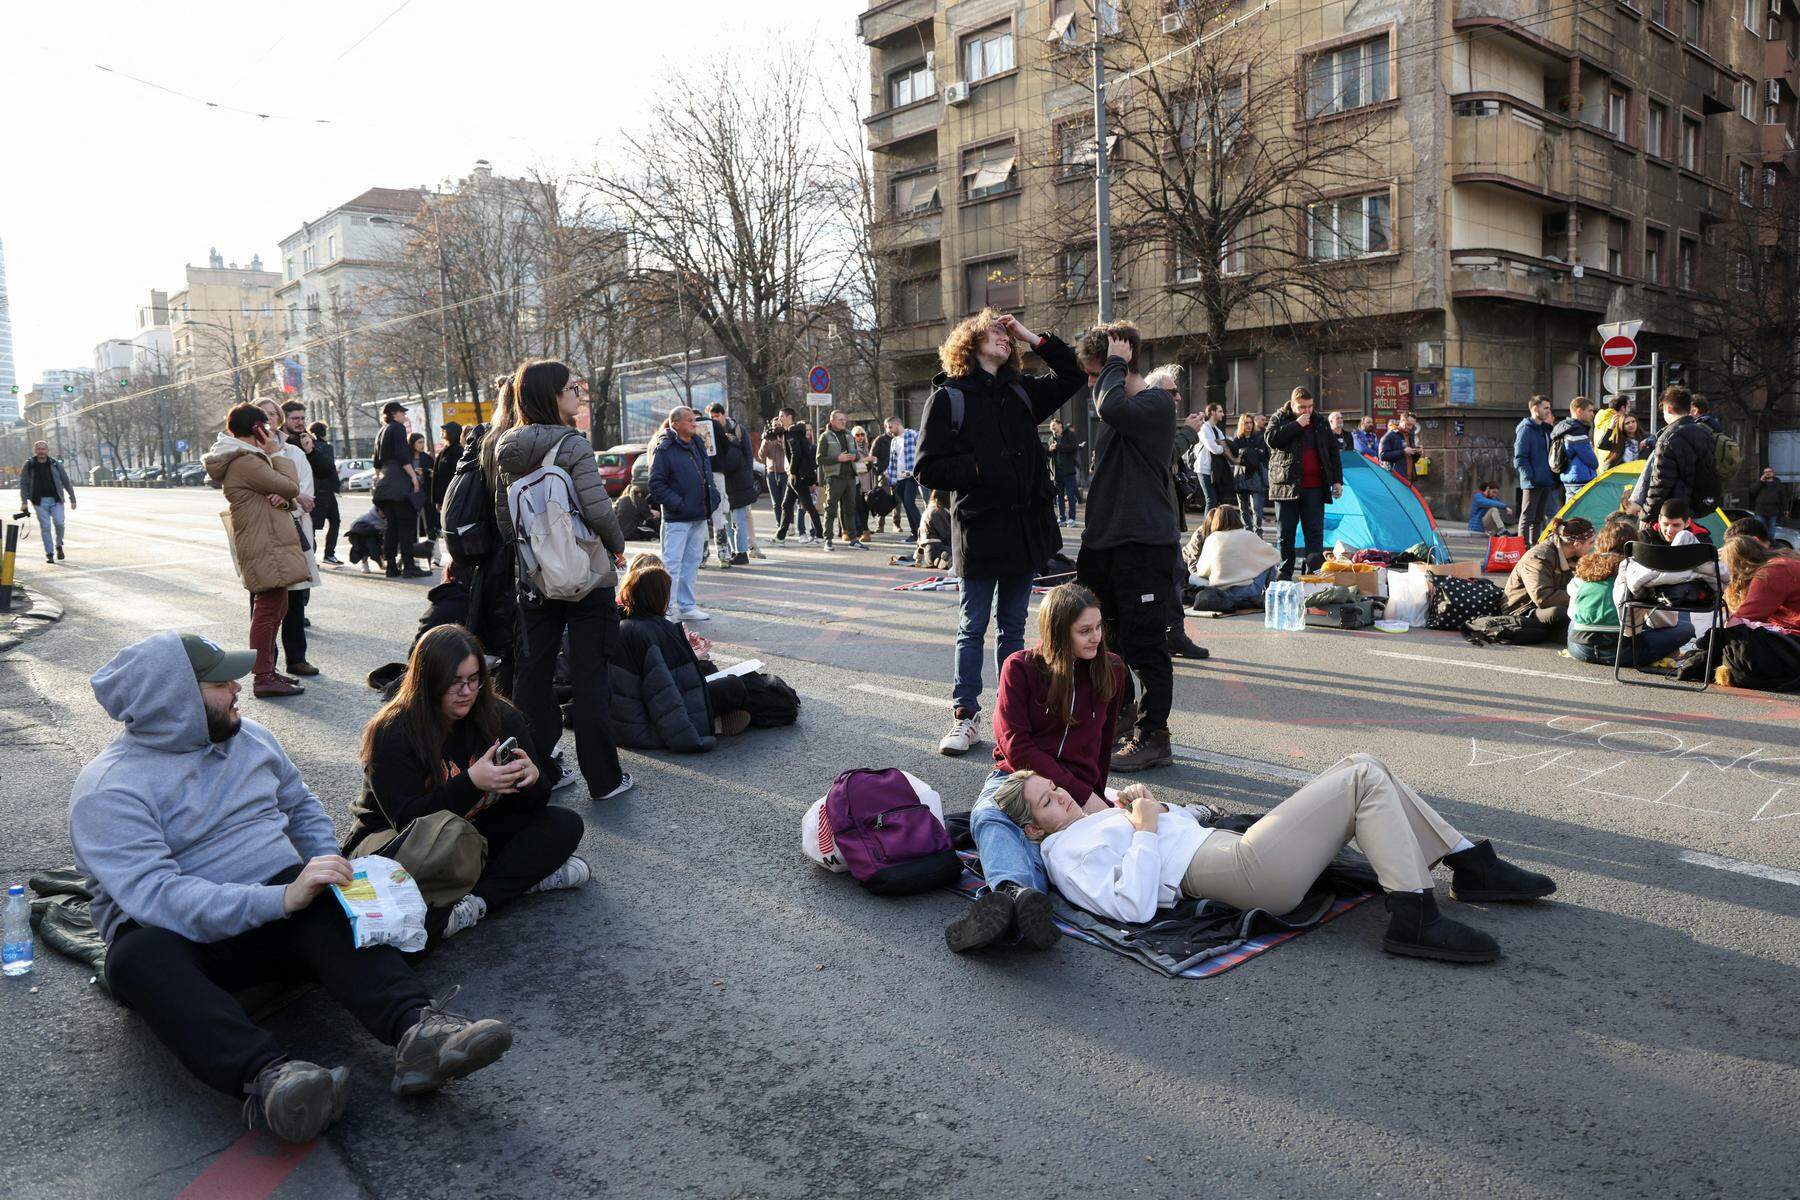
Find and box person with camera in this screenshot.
[349,624,587,943]
[18,439,76,563]
[1265,387,1344,581]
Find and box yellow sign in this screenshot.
[440,401,485,427]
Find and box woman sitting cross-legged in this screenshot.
[347,624,588,942]
[992,754,1556,963]
[609,557,755,750]
[1187,504,1278,612]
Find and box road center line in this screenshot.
[1679,850,1800,887]
[1366,649,1614,685]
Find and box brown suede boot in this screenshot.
[1111,729,1173,771]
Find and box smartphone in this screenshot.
[494,736,519,763]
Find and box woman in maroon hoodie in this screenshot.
[945,584,1127,955]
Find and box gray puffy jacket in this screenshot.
[494,423,625,589]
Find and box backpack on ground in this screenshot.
[1427,575,1504,630]
[441,429,497,563]
[506,433,606,602]
[1462,612,1551,645]
[805,769,961,896]
[739,671,801,727]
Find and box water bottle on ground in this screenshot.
[1264,584,1280,629]
[3,885,33,977]
[1285,582,1306,631]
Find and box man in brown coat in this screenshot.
[1501,517,1595,627]
[204,403,311,698]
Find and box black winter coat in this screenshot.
[307,440,339,495]
[913,335,1086,579]
[712,418,758,508]
[1642,416,1718,517]
[784,426,816,484]
[1264,407,1343,502]
[431,440,461,508]
[608,615,716,752]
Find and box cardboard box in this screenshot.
[1325,568,1387,597]
[1409,560,1481,579]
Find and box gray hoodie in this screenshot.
[68,632,339,944]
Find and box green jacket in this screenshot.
[1569,575,1619,634]
[817,427,858,480]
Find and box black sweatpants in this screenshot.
[516,586,623,795]
[379,499,417,569]
[778,479,822,539]
[312,492,341,559]
[1076,541,1177,736]
[472,805,585,909]
[105,865,432,1097]
[281,587,309,667]
[1276,487,1327,580]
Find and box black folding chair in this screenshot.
[1614,540,1726,691]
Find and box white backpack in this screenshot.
[506,433,605,601]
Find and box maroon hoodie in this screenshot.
[992,649,1127,804]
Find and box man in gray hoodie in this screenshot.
[70,631,515,1143]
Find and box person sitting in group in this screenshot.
[1187,504,1278,612]
[895,489,954,568]
[945,583,1127,955]
[1502,516,1595,628]
[1567,519,1689,667]
[994,754,1555,964]
[609,558,755,751]
[70,631,514,1145]
[1726,516,1769,545]
[1641,496,1701,547]
[613,483,661,541]
[1467,482,1514,536]
[348,625,588,943]
[1717,537,1800,690]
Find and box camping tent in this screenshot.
[1298,452,1448,560]
[1544,461,1730,542]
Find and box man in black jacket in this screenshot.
[916,309,1085,756]
[1265,388,1344,580]
[1047,418,1085,526]
[19,440,77,563]
[776,410,823,542]
[305,421,342,564]
[1632,386,1718,520]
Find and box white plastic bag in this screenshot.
[1387,569,1432,628]
[331,855,429,953]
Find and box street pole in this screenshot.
[433,210,471,426]
[1092,22,1114,326]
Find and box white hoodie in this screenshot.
[1041,806,1214,924]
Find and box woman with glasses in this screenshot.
[491,361,632,800]
[348,625,588,942]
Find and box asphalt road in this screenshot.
[2,487,1797,1200]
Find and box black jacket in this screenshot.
[19,457,75,506]
[431,440,461,508]
[1642,415,1718,517]
[784,426,816,484]
[1084,359,1179,550]
[373,421,413,502]
[914,335,1086,579]
[1264,407,1344,502]
[307,439,339,495]
[1049,432,1085,477]
[711,418,757,509]
[609,615,716,752]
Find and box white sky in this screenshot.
[2,0,856,383]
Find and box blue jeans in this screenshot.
[893,475,922,537]
[1569,620,1695,666]
[1056,473,1080,522]
[970,770,1047,893]
[34,500,65,552]
[660,519,709,613]
[953,572,1033,714]
[1215,565,1277,610]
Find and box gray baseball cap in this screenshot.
[180,634,257,683]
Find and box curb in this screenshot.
[0,584,66,654]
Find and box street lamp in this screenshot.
[368,212,475,430]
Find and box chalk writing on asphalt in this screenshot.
[1466,716,1800,823]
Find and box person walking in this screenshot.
[18,440,76,563]
[1513,395,1560,543]
[267,400,321,679]
[775,412,823,544]
[492,360,630,800]
[648,406,720,618]
[1047,418,1084,527]
[707,402,759,563]
[816,410,865,551]
[1266,388,1343,580]
[915,308,1086,756]
[759,415,789,534]
[1228,413,1268,536]
[883,416,923,539]
[305,421,343,565]
[373,402,428,578]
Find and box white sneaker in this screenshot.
[821,540,835,552]
[747,545,767,560]
[526,855,591,894]
[549,751,580,792]
[938,713,981,756]
[442,893,487,940]
[597,772,635,801]
[678,608,711,622]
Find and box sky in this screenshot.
[1,0,856,384]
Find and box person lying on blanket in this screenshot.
[990,755,1556,964]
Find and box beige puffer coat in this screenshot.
[203,435,309,594]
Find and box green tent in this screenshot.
[1544,460,1730,542]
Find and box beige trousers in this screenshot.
[1180,754,1463,913]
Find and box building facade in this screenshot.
[0,237,16,424]
[168,250,283,415]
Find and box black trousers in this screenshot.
[1076,541,1177,736]
[1276,487,1328,580]
[779,479,823,539]
[379,499,417,568]
[281,587,309,666]
[312,492,342,559]
[105,865,432,1097]
[516,586,622,795]
[472,805,585,909]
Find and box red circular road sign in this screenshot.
[1601,336,1637,367]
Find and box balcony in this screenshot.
[1451,248,1611,311]
[1453,0,1575,52]
[1451,98,1570,199]
[859,0,934,45]
[866,97,941,150]
[1768,39,1798,86]
[1763,122,1799,160]
[873,208,943,251]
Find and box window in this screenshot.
[1739,79,1756,120]
[964,256,1022,311]
[1604,88,1628,137]
[1651,0,1672,27]
[1308,192,1393,259]
[1684,0,1704,44]
[960,141,1018,199]
[1645,227,1666,284]
[1647,100,1668,155]
[1059,246,1096,299]
[962,23,1014,84]
[1734,252,1752,291]
[302,245,315,270]
[1678,236,1697,288]
[326,235,338,261]
[887,61,934,109]
[1739,161,1754,203]
[1049,0,1079,48]
[1306,35,1391,117]
[1607,217,1628,274]
[1177,81,1246,152]
[1768,100,1782,125]
[1057,117,1098,177]
[1765,166,1779,206]
[1680,115,1702,169]
[892,275,942,325]
[284,256,295,280]
[889,172,940,216]
[1098,0,1121,35]
[1175,231,1246,280]
[1745,0,1758,26]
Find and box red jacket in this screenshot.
[992,650,1127,803]
[1732,557,1800,637]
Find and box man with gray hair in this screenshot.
[19,440,77,563]
[647,405,720,620]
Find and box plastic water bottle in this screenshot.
[1289,584,1308,631]
[2,885,32,977]
[1264,584,1280,629]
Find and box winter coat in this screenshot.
[913,334,1087,579]
[307,439,339,495]
[609,614,716,752]
[19,456,75,506]
[1503,541,1573,616]
[712,417,757,508]
[202,435,309,594]
[1229,435,1267,494]
[614,491,660,540]
[647,427,718,523]
[1731,557,1800,636]
[1264,407,1343,502]
[1750,478,1792,521]
[1353,428,1381,459]
[1513,417,1556,490]
[1379,429,1409,475]
[1551,417,1599,487]
[493,423,625,590]
[1468,492,1511,533]
[1641,416,1719,517]
[373,420,414,502]
[1049,431,1085,478]
[432,439,461,508]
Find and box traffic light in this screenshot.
[61,384,75,394]
[6,385,16,395]
[117,378,128,388]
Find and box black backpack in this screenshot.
[1548,430,1570,475]
[1462,612,1551,645]
[441,427,497,563]
[739,672,801,727]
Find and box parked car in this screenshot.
[347,468,376,492]
[595,444,647,497]
[337,457,373,487]
[174,463,209,486]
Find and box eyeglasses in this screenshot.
[446,675,482,696]
[563,380,590,395]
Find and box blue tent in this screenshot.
[1297,452,1448,560]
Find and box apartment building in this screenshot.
[860,0,1798,508]
[168,250,284,413]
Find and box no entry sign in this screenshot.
[1601,336,1637,368]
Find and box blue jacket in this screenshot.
[1468,492,1511,533]
[1513,417,1556,489]
[1353,429,1380,459]
[1550,417,1598,487]
[1378,429,1409,473]
[647,428,718,524]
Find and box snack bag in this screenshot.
[331,855,430,953]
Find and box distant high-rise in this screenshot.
[0,236,17,423]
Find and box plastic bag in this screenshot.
[1386,569,1432,628]
[331,855,429,953]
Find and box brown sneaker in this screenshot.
[242,1059,350,1144]
[392,986,513,1096]
[713,710,753,736]
[1111,729,1173,772]
[253,672,304,698]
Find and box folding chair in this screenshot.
[1614,540,1726,691]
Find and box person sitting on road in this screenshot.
[1568,519,1689,667]
[1704,537,1800,689]
[610,559,755,750]
[945,583,1127,955]
[1502,516,1594,628]
[348,624,588,944]
[1187,505,1278,612]
[1725,516,1769,546]
[1467,482,1514,536]
[614,483,661,541]
[893,488,955,569]
[70,631,515,1145]
[996,754,1555,964]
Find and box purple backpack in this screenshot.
[824,768,961,896]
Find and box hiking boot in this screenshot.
[1011,887,1061,950]
[1114,698,1138,745]
[1167,630,1211,660]
[253,673,304,699]
[1381,891,1500,964]
[938,709,980,756]
[391,986,514,1096]
[526,855,591,894]
[945,889,1015,953]
[242,1059,350,1144]
[1445,840,1556,902]
[714,709,753,736]
[286,661,321,677]
[1111,729,1173,771]
[441,893,486,940]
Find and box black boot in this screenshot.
[1167,629,1211,660]
[1445,840,1557,902]
[945,889,1015,954]
[1011,887,1060,951]
[1382,891,1499,963]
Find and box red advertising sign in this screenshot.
[1370,371,1413,422]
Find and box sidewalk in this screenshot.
[0,583,64,653]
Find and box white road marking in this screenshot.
[1679,850,1800,887]
[852,683,943,706]
[44,556,221,579]
[1367,649,1614,685]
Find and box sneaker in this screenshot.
[441,893,487,940]
[714,709,752,736]
[821,540,835,552]
[597,772,635,801]
[699,557,717,570]
[1112,729,1173,772]
[549,752,580,793]
[242,1059,351,1144]
[526,854,592,894]
[55,545,65,560]
[730,552,750,566]
[847,541,871,551]
[253,673,304,698]
[323,554,343,565]
[774,534,787,544]
[677,608,711,622]
[391,986,514,1096]
[747,545,767,560]
[715,555,734,569]
[938,711,980,756]
[401,564,432,579]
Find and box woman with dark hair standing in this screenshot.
[409,431,440,555]
[349,625,588,942]
[492,360,631,799]
[374,401,428,578]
